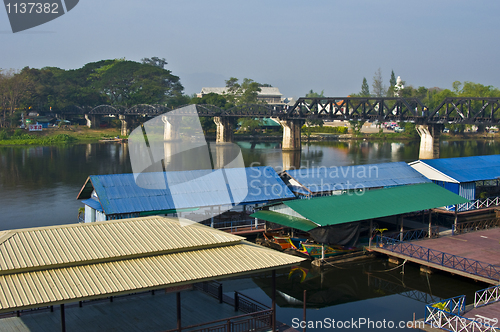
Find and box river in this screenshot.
[1,138,499,330]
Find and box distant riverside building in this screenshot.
[198,87,286,105]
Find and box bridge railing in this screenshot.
[376,235,500,281]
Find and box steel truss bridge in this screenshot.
[62,96,500,125]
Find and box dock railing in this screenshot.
[376,235,500,282]
[475,284,500,308]
[424,295,498,331]
[163,309,273,332]
[443,196,500,212]
[454,218,500,235]
[383,226,441,242]
[194,280,270,313]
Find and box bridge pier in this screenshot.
[282,151,301,170]
[119,115,132,136]
[416,124,443,159]
[162,115,182,141]
[214,117,234,144]
[275,119,304,151]
[85,114,101,129]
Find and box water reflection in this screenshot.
[1,139,500,230]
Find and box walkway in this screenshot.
[371,228,500,284]
[0,289,243,332]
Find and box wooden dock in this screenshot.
[370,228,500,284]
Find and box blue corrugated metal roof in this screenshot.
[82,198,103,212]
[85,166,295,215]
[421,155,500,183]
[286,162,430,194]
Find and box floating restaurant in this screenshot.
[0,216,304,331]
[410,154,500,211]
[281,161,431,196]
[77,166,295,231]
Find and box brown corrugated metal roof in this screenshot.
[0,217,304,312]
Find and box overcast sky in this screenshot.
[1,0,499,99]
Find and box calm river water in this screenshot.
[1,138,499,330]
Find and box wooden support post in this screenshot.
[303,290,307,332]
[321,243,325,260]
[60,304,66,332]
[399,215,404,242]
[234,291,239,312]
[177,292,181,332]
[218,283,223,304]
[429,212,432,238]
[272,270,276,332]
[210,206,214,228]
[428,210,432,238]
[369,220,373,248]
[454,205,458,235]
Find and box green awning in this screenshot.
[284,183,470,227]
[251,210,318,232]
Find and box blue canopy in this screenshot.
[421,155,500,183]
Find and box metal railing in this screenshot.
[443,196,500,212]
[194,281,269,313]
[174,281,272,332]
[455,218,500,235]
[383,226,441,242]
[215,220,266,233]
[475,284,500,308]
[425,308,496,331]
[376,236,500,282]
[164,309,273,332]
[425,294,500,331]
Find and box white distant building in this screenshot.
[198,87,284,105]
[394,76,404,97]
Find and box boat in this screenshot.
[262,233,296,251]
[296,243,352,259]
[99,137,128,143]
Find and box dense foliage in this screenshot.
[0,57,184,128]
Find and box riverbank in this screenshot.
[0,126,497,146]
[0,127,121,145]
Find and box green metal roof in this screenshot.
[283,183,470,227]
[251,210,318,232]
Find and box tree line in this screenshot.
[353,68,500,111]
[1,59,500,129]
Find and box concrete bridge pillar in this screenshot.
[275,118,304,151]
[282,151,301,170]
[85,114,101,129]
[162,115,182,142]
[119,115,131,136]
[214,117,234,144]
[416,124,443,159]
